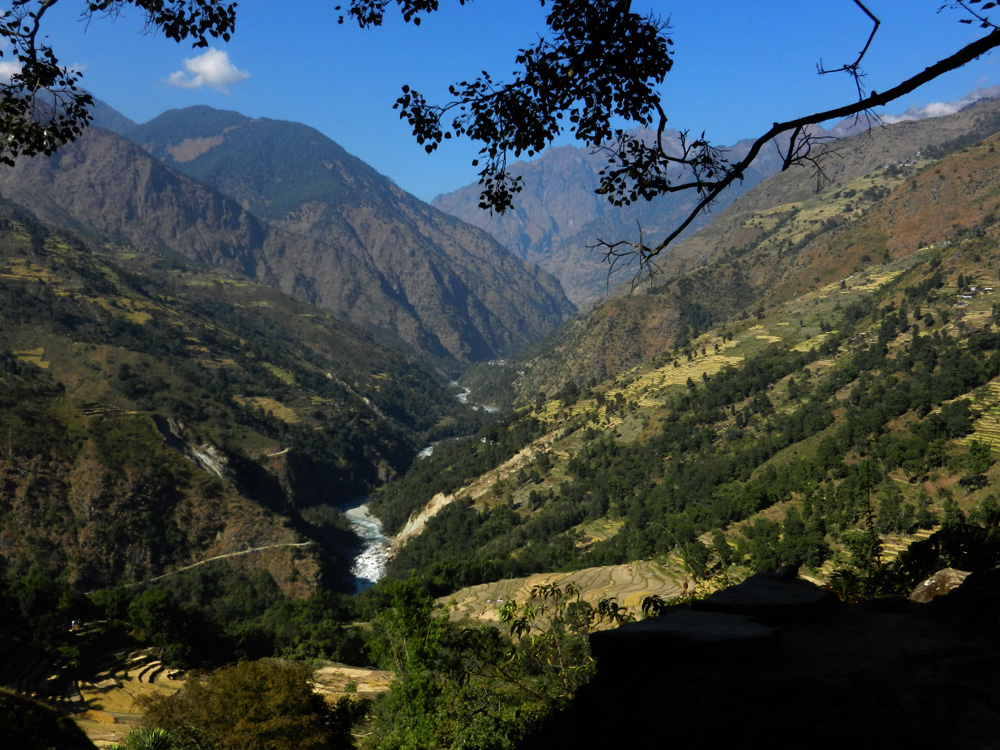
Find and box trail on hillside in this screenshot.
[127,542,315,586]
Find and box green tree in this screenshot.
[738,519,782,573]
[915,488,939,529]
[875,482,913,535]
[711,530,732,566]
[498,582,630,700]
[941,490,967,528]
[365,579,454,749]
[142,660,365,750]
[367,580,626,750]
[679,539,711,578]
[965,438,993,475]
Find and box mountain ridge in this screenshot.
[457,97,1000,404]
[0,104,574,364]
[119,105,576,362]
[432,93,1000,307]
[0,196,478,593]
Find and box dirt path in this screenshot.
[127,542,315,586]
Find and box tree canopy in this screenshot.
[5,0,1000,271]
[142,659,365,750]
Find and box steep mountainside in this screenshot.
[433,100,1000,308]
[119,106,575,361]
[0,199,470,593]
[432,131,789,305]
[465,98,1000,402]
[371,120,1000,609]
[377,159,1000,619]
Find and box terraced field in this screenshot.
[964,381,1000,449]
[441,560,684,625]
[312,665,393,701]
[73,653,391,748]
[74,649,184,747]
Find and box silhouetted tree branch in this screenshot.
[340,0,1000,277]
[5,0,1000,283]
[594,23,1000,275]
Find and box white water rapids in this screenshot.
[340,383,500,591]
[341,499,390,593]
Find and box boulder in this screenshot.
[909,567,970,603]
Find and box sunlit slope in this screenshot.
[374,117,1000,614]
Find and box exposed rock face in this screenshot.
[123,106,576,362]
[0,431,314,595]
[527,570,1000,749]
[432,133,787,306]
[156,417,232,480]
[495,99,1000,400]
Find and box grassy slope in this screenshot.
[468,99,1000,406]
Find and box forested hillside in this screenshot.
[466,98,1000,406]
[376,107,1000,606]
[10,90,1000,750]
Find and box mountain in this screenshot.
[10,90,1000,750]
[431,130,790,306]
[461,97,1000,403]
[0,197,475,594]
[88,99,138,135]
[111,105,575,362]
[371,105,1000,609]
[432,94,1000,308]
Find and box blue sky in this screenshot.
[25,1,1000,202]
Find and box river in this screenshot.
[339,498,391,593]
[341,384,497,590]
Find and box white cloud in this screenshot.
[167,48,249,93]
[0,61,22,83]
[882,85,1000,124]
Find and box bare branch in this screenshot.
[627,27,1000,270]
[817,0,881,93]
[944,1,1000,32]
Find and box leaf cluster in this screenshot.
[142,659,366,750]
[366,579,611,750]
[389,0,672,213]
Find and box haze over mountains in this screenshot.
[432,133,788,306]
[432,87,1000,307]
[459,96,1000,400]
[1,91,998,589]
[377,93,1000,609]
